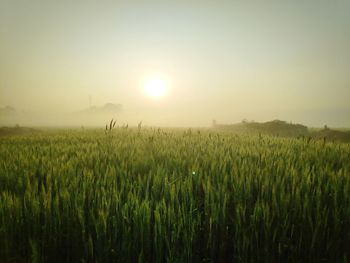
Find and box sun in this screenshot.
[143,74,169,98]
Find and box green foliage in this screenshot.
[0,129,349,262]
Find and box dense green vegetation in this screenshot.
[213,120,309,137]
[0,128,350,262]
[213,119,350,143]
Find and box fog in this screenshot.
[1,1,350,127]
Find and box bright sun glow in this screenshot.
[143,74,168,98]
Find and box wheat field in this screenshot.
[0,128,349,262]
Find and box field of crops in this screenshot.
[0,128,349,262]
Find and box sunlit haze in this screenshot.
[0,0,349,127]
[143,73,169,99]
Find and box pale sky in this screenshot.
[0,0,349,127]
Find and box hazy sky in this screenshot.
[1,0,349,127]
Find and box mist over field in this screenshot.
[1,2,350,262]
[1,105,350,128]
[1,0,350,128]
